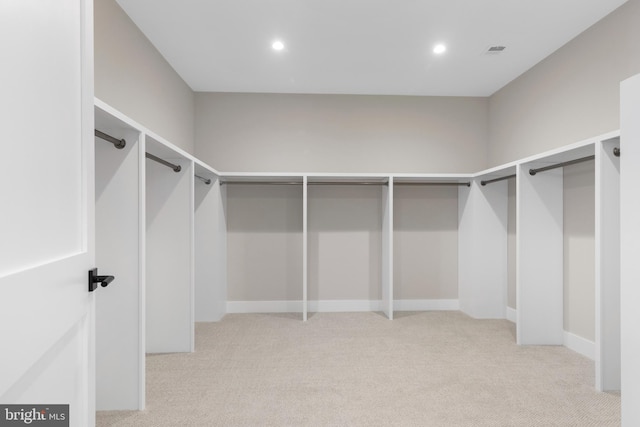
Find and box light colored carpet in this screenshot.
[97,311,620,426]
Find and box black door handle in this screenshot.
[88,268,115,292]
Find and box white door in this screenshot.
[0,1,95,427]
[621,73,640,426]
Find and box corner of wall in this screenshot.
[94,0,196,155]
[487,0,639,167]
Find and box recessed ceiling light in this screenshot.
[272,40,285,51]
[433,44,447,55]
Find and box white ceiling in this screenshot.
[116,0,627,97]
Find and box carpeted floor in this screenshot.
[97,311,620,426]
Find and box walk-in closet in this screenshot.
[514,136,620,390]
[145,136,194,354]
[458,172,510,320]
[94,103,144,411]
[93,100,228,412]
[194,163,226,322]
[223,175,304,316]
[91,98,624,415]
[307,176,392,318]
[8,3,640,426]
[392,178,466,312]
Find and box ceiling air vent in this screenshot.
[485,45,506,54]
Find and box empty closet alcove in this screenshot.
[474,170,517,323]
[516,134,620,391]
[145,135,194,353]
[518,142,596,345]
[307,176,392,318]
[458,171,510,320]
[223,175,304,316]
[392,177,468,313]
[194,162,226,322]
[94,103,145,410]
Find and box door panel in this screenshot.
[0,0,84,277]
[0,1,94,426]
[621,73,640,426]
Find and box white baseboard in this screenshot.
[308,300,382,312]
[506,307,517,323]
[394,299,459,311]
[226,300,383,313]
[226,300,302,313]
[563,331,595,360]
[227,299,460,314]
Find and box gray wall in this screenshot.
[94,0,640,169]
[94,0,195,154]
[226,185,303,301]
[308,186,383,301]
[226,183,460,304]
[195,93,489,173]
[393,186,459,300]
[205,92,476,303]
[488,0,640,167]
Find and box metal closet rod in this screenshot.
[195,174,211,185]
[220,181,388,186]
[529,155,595,176]
[309,181,388,186]
[95,129,126,149]
[145,152,181,172]
[221,181,302,185]
[395,182,470,187]
[614,147,621,157]
[220,180,473,186]
[481,174,516,186]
